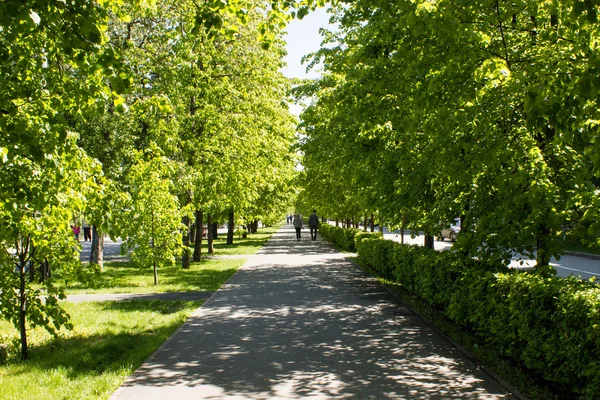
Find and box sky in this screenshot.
[281,7,332,79]
[280,7,334,115]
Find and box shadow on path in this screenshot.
[111,225,516,399]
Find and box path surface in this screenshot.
[111,225,517,399]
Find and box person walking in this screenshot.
[72,224,81,241]
[82,220,91,242]
[308,209,319,241]
[293,214,303,241]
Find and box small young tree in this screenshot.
[0,143,94,360]
[118,147,183,284]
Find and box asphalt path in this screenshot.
[111,225,517,399]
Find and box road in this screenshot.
[343,224,600,281]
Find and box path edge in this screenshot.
[108,254,255,400]
[341,251,528,400]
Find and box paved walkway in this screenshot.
[110,225,517,399]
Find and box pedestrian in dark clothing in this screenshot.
[308,210,319,241]
[83,220,91,242]
[293,214,303,241]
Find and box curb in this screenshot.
[564,251,600,261]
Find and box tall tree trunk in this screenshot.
[182,215,190,269]
[29,259,35,282]
[424,234,435,249]
[227,209,234,245]
[370,213,375,232]
[536,223,552,268]
[193,210,203,262]
[212,222,218,239]
[19,260,28,360]
[400,219,405,245]
[335,219,339,227]
[251,220,258,234]
[39,258,49,283]
[190,224,196,244]
[363,215,367,232]
[153,260,158,285]
[207,214,214,255]
[89,225,104,269]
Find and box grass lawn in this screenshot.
[199,225,281,255]
[0,300,202,400]
[62,258,245,294]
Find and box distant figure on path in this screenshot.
[72,224,81,241]
[82,220,91,242]
[293,214,303,241]
[308,210,319,241]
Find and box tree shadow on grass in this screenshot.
[61,260,241,292]
[17,301,199,379]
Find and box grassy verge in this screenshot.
[0,300,201,400]
[198,224,281,256]
[62,258,245,294]
[351,257,567,400]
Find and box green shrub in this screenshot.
[354,231,383,247]
[319,223,361,252]
[357,239,600,398]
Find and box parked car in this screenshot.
[438,218,460,242]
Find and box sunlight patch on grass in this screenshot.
[202,225,280,255]
[61,258,245,294]
[0,300,201,400]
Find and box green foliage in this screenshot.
[0,0,313,360]
[58,258,244,294]
[0,300,201,399]
[319,224,361,252]
[116,147,183,274]
[354,230,383,247]
[357,238,600,398]
[297,0,600,268]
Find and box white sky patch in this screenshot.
[29,10,41,25]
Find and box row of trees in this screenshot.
[296,0,600,270]
[0,0,323,360]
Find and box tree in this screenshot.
[117,143,183,284]
[297,0,600,269]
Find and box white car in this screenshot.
[439,218,460,242]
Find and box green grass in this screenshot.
[199,225,280,255]
[0,300,202,400]
[61,258,245,294]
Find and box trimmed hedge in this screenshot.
[319,223,383,251]
[356,237,600,399]
[319,223,359,251]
